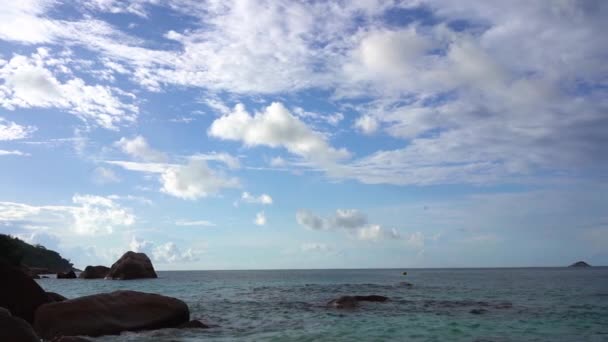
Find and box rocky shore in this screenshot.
[1,250,392,340]
[0,251,208,341]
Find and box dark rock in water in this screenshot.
[178,320,211,329]
[470,308,489,315]
[34,290,189,339]
[354,295,388,302]
[57,270,77,279]
[0,259,50,323]
[328,295,389,309]
[0,307,40,342]
[569,261,591,267]
[398,281,413,287]
[47,292,68,302]
[106,251,157,280]
[79,265,110,279]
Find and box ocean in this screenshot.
[37,268,608,341]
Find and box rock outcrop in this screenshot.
[79,265,110,279]
[0,307,40,342]
[34,290,189,339]
[106,251,157,280]
[57,270,77,279]
[328,295,388,309]
[0,259,50,323]
[569,261,591,267]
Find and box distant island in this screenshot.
[0,234,73,274]
[569,261,591,268]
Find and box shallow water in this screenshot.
[37,268,608,341]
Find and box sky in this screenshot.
[0,0,606,270]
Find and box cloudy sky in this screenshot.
[0,0,606,270]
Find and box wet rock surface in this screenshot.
[34,290,189,339]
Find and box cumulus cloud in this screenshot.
[115,136,167,162]
[254,212,267,226]
[296,208,402,241]
[160,159,239,200]
[0,117,36,140]
[130,236,198,263]
[0,50,138,130]
[1,1,605,187]
[109,136,239,200]
[209,102,350,165]
[354,115,379,135]
[0,194,134,235]
[241,192,273,205]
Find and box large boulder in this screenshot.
[34,290,189,339]
[0,307,40,342]
[106,251,157,280]
[79,265,110,279]
[57,270,77,279]
[0,259,50,323]
[328,295,389,309]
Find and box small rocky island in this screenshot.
[569,261,591,267]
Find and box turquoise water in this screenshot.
[37,268,608,341]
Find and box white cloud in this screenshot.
[175,219,215,227]
[0,194,134,235]
[269,156,286,167]
[254,211,267,226]
[153,242,198,263]
[0,50,138,130]
[160,159,239,200]
[209,102,350,165]
[0,149,29,156]
[354,115,379,135]
[129,236,199,263]
[0,117,36,140]
[191,152,240,169]
[93,166,120,184]
[115,136,167,162]
[241,192,273,205]
[357,224,401,241]
[129,235,152,253]
[71,194,135,234]
[296,208,401,241]
[107,158,239,200]
[109,136,239,200]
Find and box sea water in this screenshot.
[37,268,608,341]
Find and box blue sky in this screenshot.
[0,0,606,270]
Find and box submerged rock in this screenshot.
[328,295,389,309]
[470,308,489,315]
[57,270,77,279]
[0,259,50,323]
[79,265,110,279]
[178,320,211,329]
[0,307,40,342]
[34,290,189,339]
[106,251,157,280]
[569,261,591,267]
